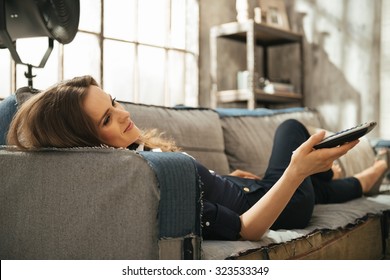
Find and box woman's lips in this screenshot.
[124,122,134,133]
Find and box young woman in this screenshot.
[7,75,388,241]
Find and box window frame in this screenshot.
[0,0,199,107]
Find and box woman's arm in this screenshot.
[239,130,359,241]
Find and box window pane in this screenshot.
[0,50,11,97]
[16,42,59,90]
[104,0,136,40]
[138,46,165,105]
[138,0,167,46]
[14,38,59,89]
[185,53,198,107]
[63,33,101,83]
[103,40,135,102]
[168,51,184,106]
[186,0,199,54]
[15,37,50,67]
[171,0,186,49]
[79,0,101,33]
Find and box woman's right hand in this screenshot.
[288,130,359,180]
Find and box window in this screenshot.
[0,0,199,107]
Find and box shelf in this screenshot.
[216,89,302,104]
[210,20,302,47]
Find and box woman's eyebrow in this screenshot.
[98,94,113,126]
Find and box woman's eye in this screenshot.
[103,115,111,126]
[102,96,116,126]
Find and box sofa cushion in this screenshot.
[121,102,230,175]
[334,136,376,177]
[202,194,390,259]
[216,108,322,176]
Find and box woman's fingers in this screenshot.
[298,130,326,153]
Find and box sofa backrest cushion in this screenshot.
[217,108,323,177]
[337,137,376,176]
[121,102,230,175]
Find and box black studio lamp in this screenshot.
[0,0,80,87]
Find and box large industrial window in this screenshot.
[0,0,199,107]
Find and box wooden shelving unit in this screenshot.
[210,20,304,109]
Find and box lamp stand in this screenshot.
[24,64,36,88]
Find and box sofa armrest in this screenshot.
[0,147,201,259]
[139,151,202,259]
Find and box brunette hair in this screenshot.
[7,75,179,152]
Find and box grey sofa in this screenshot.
[1,98,390,259]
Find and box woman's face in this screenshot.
[83,85,141,148]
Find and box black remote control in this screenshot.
[313,121,377,149]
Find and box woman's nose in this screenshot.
[116,108,130,123]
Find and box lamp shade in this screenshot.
[0,0,79,47]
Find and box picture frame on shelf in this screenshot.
[258,0,290,30]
